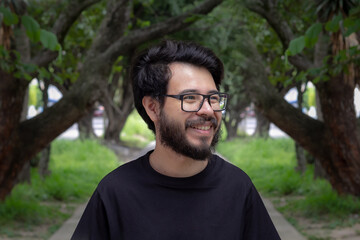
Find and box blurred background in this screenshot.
[1,0,360,239]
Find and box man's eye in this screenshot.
[183,95,197,101]
[210,96,220,102]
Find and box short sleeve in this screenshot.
[71,190,111,240]
[243,185,281,240]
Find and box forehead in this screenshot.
[167,62,217,94]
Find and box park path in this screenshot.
[49,143,307,240]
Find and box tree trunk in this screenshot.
[313,89,327,179]
[78,110,97,140]
[253,109,270,138]
[314,159,327,180]
[103,48,135,144]
[16,86,32,184]
[0,70,29,189]
[28,79,53,178]
[222,90,250,140]
[295,143,306,174]
[104,104,133,144]
[36,144,51,177]
[312,30,328,179]
[294,83,307,174]
[316,76,360,194]
[103,77,134,144]
[224,114,242,140]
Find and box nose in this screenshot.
[197,98,214,116]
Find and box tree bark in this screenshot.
[104,101,134,144]
[224,114,243,140]
[0,0,223,200]
[313,31,328,179]
[222,82,250,140]
[295,143,307,174]
[78,110,97,140]
[16,86,31,184]
[103,70,134,143]
[253,109,270,138]
[313,90,327,179]
[31,144,51,178]
[294,83,307,174]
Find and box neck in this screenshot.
[150,141,209,178]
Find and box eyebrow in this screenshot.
[178,89,219,95]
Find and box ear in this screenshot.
[142,96,160,123]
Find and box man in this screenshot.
[72,40,280,240]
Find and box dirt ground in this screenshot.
[273,196,360,240]
[297,219,360,240]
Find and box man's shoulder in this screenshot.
[212,153,253,185]
[97,153,148,189]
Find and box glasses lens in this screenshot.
[182,94,227,112]
[182,94,202,111]
[210,93,227,111]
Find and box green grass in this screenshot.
[2,124,360,238]
[120,110,155,148]
[217,138,360,224]
[0,139,120,238]
[217,138,296,194]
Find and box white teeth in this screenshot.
[193,126,210,130]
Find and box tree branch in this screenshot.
[31,0,102,67]
[240,30,325,153]
[89,0,132,56]
[103,0,223,63]
[245,0,314,71]
[53,0,102,44]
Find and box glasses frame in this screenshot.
[164,92,228,112]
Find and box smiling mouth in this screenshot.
[191,125,211,131]
[186,117,218,131]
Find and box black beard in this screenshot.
[158,110,221,161]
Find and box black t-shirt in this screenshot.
[72,152,281,240]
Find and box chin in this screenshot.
[188,137,212,148]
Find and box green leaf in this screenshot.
[40,29,59,50]
[136,19,151,28]
[295,71,307,83]
[38,67,51,79]
[0,6,19,25]
[325,14,342,32]
[21,15,40,42]
[305,23,322,48]
[23,63,37,73]
[287,36,305,56]
[53,74,63,84]
[344,19,360,36]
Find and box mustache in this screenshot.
[185,116,218,129]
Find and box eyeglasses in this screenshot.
[164,92,228,112]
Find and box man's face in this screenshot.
[157,62,223,160]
